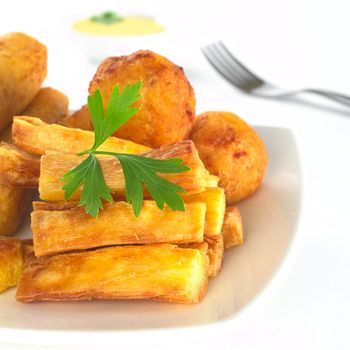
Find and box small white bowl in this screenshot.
[69,17,170,64]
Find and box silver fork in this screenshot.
[202,41,350,107]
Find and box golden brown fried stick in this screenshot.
[5,116,149,189]
[184,187,225,238]
[16,244,209,303]
[221,206,244,249]
[32,201,206,256]
[0,237,24,292]
[0,87,68,236]
[0,184,34,236]
[0,149,218,188]
[5,115,149,188]
[89,50,196,148]
[0,32,47,133]
[206,174,219,187]
[181,236,223,277]
[205,235,224,277]
[39,140,209,201]
[0,176,34,236]
[0,127,12,143]
[22,240,34,258]
[12,116,150,156]
[0,142,40,188]
[0,89,69,187]
[0,137,36,236]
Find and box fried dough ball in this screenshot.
[61,104,92,130]
[89,50,196,148]
[0,32,47,133]
[190,112,267,204]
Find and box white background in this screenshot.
[1,0,350,349]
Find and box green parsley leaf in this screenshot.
[115,154,190,217]
[62,154,113,217]
[88,82,141,152]
[90,11,124,25]
[62,81,190,218]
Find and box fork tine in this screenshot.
[201,48,237,86]
[216,41,264,84]
[209,43,257,88]
[201,47,240,87]
[202,46,250,89]
[205,45,249,85]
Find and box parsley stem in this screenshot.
[77,150,91,156]
[92,151,121,157]
[78,150,121,157]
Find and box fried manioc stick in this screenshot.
[0,185,34,236]
[222,207,244,249]
[0,142,40,188]
[0,32,47,133]
[0,237,24,292]
[16,244,209,303]
[181,238,222,277]
[206,174,219,187]
[12,116,150,156]
[0,133,35,235]
[182,241,208,255]
[31,201,206,256]
[6,114,148,188]
[21,87,69,124]
[0,238,33,292]
[0,127,12,143]
[180,241,210,266]
[22,240,34,258]
[40,140,209,201]
[0,87,67,235]
[205,235,224,277]
[61,104,92,130]
[184,187,225,238]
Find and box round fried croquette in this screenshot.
[89,50,196,148]
[190,111,267,204]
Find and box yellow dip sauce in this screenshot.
[73,15,165,36]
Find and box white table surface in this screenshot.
[1,0,350,349]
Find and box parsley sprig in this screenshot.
[90,11,124,25]
[61,82,189,217]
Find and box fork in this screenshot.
[202,41,350,107]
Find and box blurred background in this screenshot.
[1,0,349,111]
[1,1,349,349]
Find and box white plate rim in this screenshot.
[0,125,304,347]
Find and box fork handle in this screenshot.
[301,89,350,107]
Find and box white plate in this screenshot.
[0,126,302,347]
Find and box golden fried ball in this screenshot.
[89,50,196,148]
[61,104,92,131]
[190,111,267,204]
